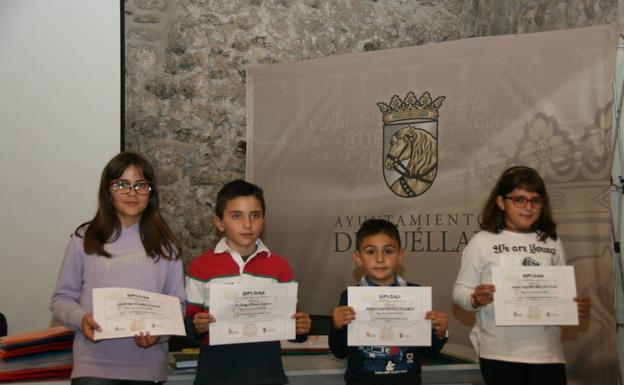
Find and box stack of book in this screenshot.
[168,349,199,373]
[0,326,74,382]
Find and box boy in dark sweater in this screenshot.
[329,218,448,385]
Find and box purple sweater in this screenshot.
[50,224,185,381]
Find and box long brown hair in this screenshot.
[480,165,557,241]
[76,152,181,260]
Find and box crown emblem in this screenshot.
[377,91,445,124]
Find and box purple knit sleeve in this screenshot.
[50,234,88,330]
[162,252,185,313]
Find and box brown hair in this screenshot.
[480,166,557,241]
[76,152,181,260]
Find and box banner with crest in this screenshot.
[246,25,621,384]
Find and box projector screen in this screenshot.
[0,0,122,334]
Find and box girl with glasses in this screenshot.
[452,166,590,385]
[50,152,184,385]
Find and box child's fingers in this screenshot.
[134,332,159,348]
[194,312,215,323]
[292,312,311,323]
[339,306,355,317]
[425,310,442,320]
[481,284,496,292]
[293,313,312,334]
[435,316,448,329]
[81,313,102,341]
[425,311,448,338]
[292,311,308,319]
[332,306,356,329]
[340,308,355,323]
[193,312,215,333]
[85,314,102,331]
[426,311,447,322]
[426,311,448,330]
[473,284,496,306]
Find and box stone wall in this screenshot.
[124,0,623,260]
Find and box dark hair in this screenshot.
[77,152,181,260]
[480,166,557,241]
[355,219,401,251]
[215,179,266,219]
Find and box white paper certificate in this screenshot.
[492,266,578,326]
[347,286,432,347]
[208,282,298,345]
[92,287,185,340]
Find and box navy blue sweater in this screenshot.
[328,283,447,385]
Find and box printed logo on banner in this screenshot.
[377,91,445,198]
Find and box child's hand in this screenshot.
[80,313,102,341]
[292,312,312,335]
[134,331,159,348]
[193,312,215,334]
[575,296,591,319]
[332,306,356,330]
[472,284,496,308]
[425,310,448,339]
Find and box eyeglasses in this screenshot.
[110,180,152,195]
[504,195,544,208]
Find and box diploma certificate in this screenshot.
[492,266,578,326]
[92,288,185,340]
[347,286,432,347]
[208,282,298,345]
